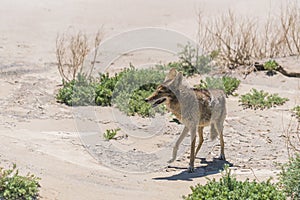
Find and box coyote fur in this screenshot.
[145,68,226,172]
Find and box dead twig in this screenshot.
[56,30,103,83]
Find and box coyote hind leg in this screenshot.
[188,128,197,173]
[213,122,225,160]
[195,126,204,158]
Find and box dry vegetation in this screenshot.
[56,30,102,82]
[284,120,300,156]
[197,2,300,69]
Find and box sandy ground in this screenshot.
[0,0,300,199]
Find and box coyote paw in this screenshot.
[167,158,175,163]
[188,165,195,173]
[218,154,226,161]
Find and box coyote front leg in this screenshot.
[168,126,189,163]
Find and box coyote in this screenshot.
[145,68,226,172]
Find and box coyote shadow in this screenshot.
[153,158,233,181]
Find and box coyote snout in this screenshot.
[144,85,171,107]
[146,68,227,172]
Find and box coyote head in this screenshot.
[145,68,183,107]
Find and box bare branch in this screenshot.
[55,30,103,83]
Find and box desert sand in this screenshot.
[0,0,299,199]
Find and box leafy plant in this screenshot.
[184,164,286,200]
[279,154,300,199]
[57,67,165,117]
[0,164,40,200]
[196,76,240,96]
[292,106,300,120]
[94,71,127,106]
[56,73,96,106]
[239,88,289,109]
[156,44,213,77]
[56,71,125,106]
[112,67,165,117]
[103,128,121,140]
[264,60,279,71]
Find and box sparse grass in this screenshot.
[239,88,289,109]
[0,164,40,200]
[103,128,121,140]
[195,76,240,96]
[184,164,286,200]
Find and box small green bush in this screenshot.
[157,44,213,77]
[292,106,300,120]
[196,76,240,96]
[0,164,40,200]
[56,74,96,106]
[94,71,127,106]
[57,67,165,117]
[264,60,279,71]
[112,68,165,117]
[103,128,120,140]
[56,72,125,106]
[239,88,289,109]
[184,165,286,200]
[279,154,300,199]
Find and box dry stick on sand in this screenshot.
[253,62,300,78]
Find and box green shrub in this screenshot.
[94,71,127,106]
[103,128,120,140]
[57,67,165,117]
[0,164,40,200]
[264,60,279,71]
[292,106,300,120]
[279,154,300,199]
[157,44,213,77]
[112,67,165,117]
[56,74,96,106]
[239,88,289,109]
[196,76,240,96]
[126,89,164,117]
[184,165,286,200]
[56,72,126,106]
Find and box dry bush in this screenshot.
[197,3,300,69]
[198,10,258,69]
[56,30,102,83]
[283,117,300,157]
[280,2,300,56]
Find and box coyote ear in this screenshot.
[173,72,183,86]
[165,68,177,81]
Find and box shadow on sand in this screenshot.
[153,158,233,181]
